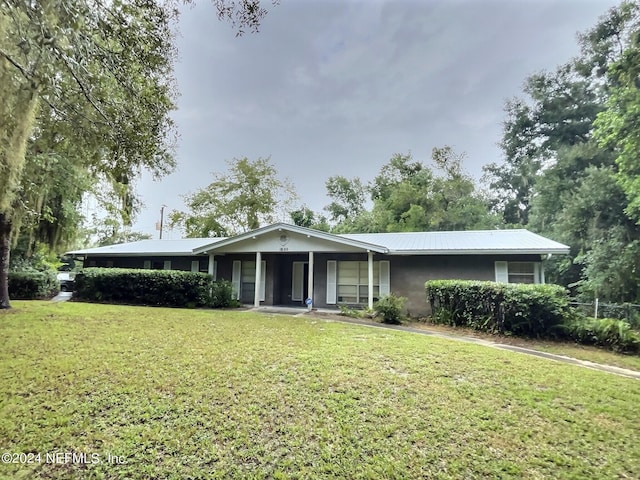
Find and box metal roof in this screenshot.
[339,229,569,255]
[66,238,226,257]
[193,222,388,254]
[65,225,569,257]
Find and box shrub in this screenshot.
[9,271,59,299]
[568,317,640,353]
[74,268,233,308]
[425,280,573,338]
[374,294,406,324]
[209,280,235,308]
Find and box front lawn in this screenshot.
[406,320,640,372]
[1,302,639,479]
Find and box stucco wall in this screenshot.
[389,254,543,316]
[83,252,544,315]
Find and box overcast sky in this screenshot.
[131,0,619,238]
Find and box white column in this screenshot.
[254,252,262,307]
[308,251,314,310]
[368,250,374,310]
[208,254,215,278]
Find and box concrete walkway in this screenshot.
[249,306,640,381]
[51,292,73,303]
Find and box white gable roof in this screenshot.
[66,238,226,257]
[339,229,569,255]
[66,224,569,257]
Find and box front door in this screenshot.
[292,262,309,305]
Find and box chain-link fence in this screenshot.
[570,299,640,329]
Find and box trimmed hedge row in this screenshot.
[74,268,234,308]
[9,271,59,299]
[425,280,640,353]
[425,280,573,338]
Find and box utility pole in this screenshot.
[159,205,167,239]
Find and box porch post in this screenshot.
[308,251,314,310]
[208,254,215,278]
[367,250,374,310]
[254,251,262,307]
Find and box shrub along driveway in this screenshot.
[2,301,640,479]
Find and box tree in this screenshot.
[591,3,640,222]
[0,0,274,308]
[324,176,367,224]
[330,150,498,234]
[0,0,179,308]
[290,206,330,232]
[79,214,152,248]
[490,1,640,301]
[484,64,604,226]
[170,157,298,237]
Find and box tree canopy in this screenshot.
[0,0,274,308]
[326,149,499,234]
[170,157,298,237]
[485,1,640,302]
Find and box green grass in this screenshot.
[522,342,640,372]
[407,321,640,372]
[1,301,640,479]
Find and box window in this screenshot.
[495,261,542,284]
[143,260,151,269]
[508,262,535,284]
[337,261,380,304]
[191,260,200,273]
[163,260,172,270]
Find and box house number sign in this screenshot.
[279,234,289,251]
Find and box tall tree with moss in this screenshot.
[0,0,274,308]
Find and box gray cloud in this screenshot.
[133,0,619,237]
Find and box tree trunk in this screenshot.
[0,213,11,309]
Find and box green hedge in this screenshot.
[74,268,234,308]
[425,280,573,338]
[9,271,59,299]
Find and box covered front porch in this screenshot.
[193,223,390,310]
[207,250,385,310]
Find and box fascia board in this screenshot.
[387,248,570,255]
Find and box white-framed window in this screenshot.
[495,261,543,284]
[191,260,200,273]
[163,260,172,270]
[326,260,390,305]
[143,260,151,269]
[337,261,380,304]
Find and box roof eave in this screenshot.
[67,252,206,257]
[388,248,570,255]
